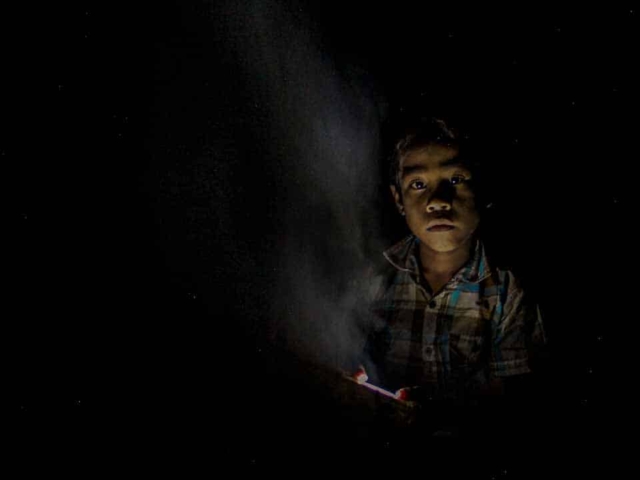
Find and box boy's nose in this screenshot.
[426,199,452,212]
[426,181,454,212]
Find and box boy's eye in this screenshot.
[451,175,467,185]
[409,180,427,190]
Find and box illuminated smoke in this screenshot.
[218,0,387,370]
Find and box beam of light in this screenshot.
[220,0,385,372]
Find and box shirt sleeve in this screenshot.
[489,271,547,377]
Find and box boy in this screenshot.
[351,116,547,436]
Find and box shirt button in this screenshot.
[429,301,437,309]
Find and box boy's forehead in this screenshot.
[399,144,466,174]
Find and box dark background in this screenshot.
[6,1,637,475]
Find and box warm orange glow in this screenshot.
[394,388,408,401]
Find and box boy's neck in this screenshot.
[418,238,474,288]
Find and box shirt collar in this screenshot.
[382,234,492,284]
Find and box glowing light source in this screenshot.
[349,367,407,401]
[359,381,400,400]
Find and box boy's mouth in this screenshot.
[426,223,455,232]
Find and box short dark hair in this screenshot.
[382,115,493,208]
[382,114,488,203]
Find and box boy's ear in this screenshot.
[389,185,405,216]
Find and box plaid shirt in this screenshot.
[359,234,546,400]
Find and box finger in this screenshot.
[394,388,410,401]
[353,366,369,384]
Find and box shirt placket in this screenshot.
[408,271,441,383]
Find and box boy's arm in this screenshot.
[477,272,550,440]
[489,271,547,378]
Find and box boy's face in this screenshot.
[390,143,480,254]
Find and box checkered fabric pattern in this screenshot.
[359,235,546,399]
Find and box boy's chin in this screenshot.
[417,234,472,253]
[421,241,463,253]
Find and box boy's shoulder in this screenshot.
[363,234,524,302]
[358,235,414,297]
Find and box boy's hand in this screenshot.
[393,387,418,402]
[348,367,419,402]
[352,365,369,385]
[349,366,408,401]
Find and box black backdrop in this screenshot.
[6,1,638,476]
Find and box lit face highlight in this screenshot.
[390,144,480,254]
